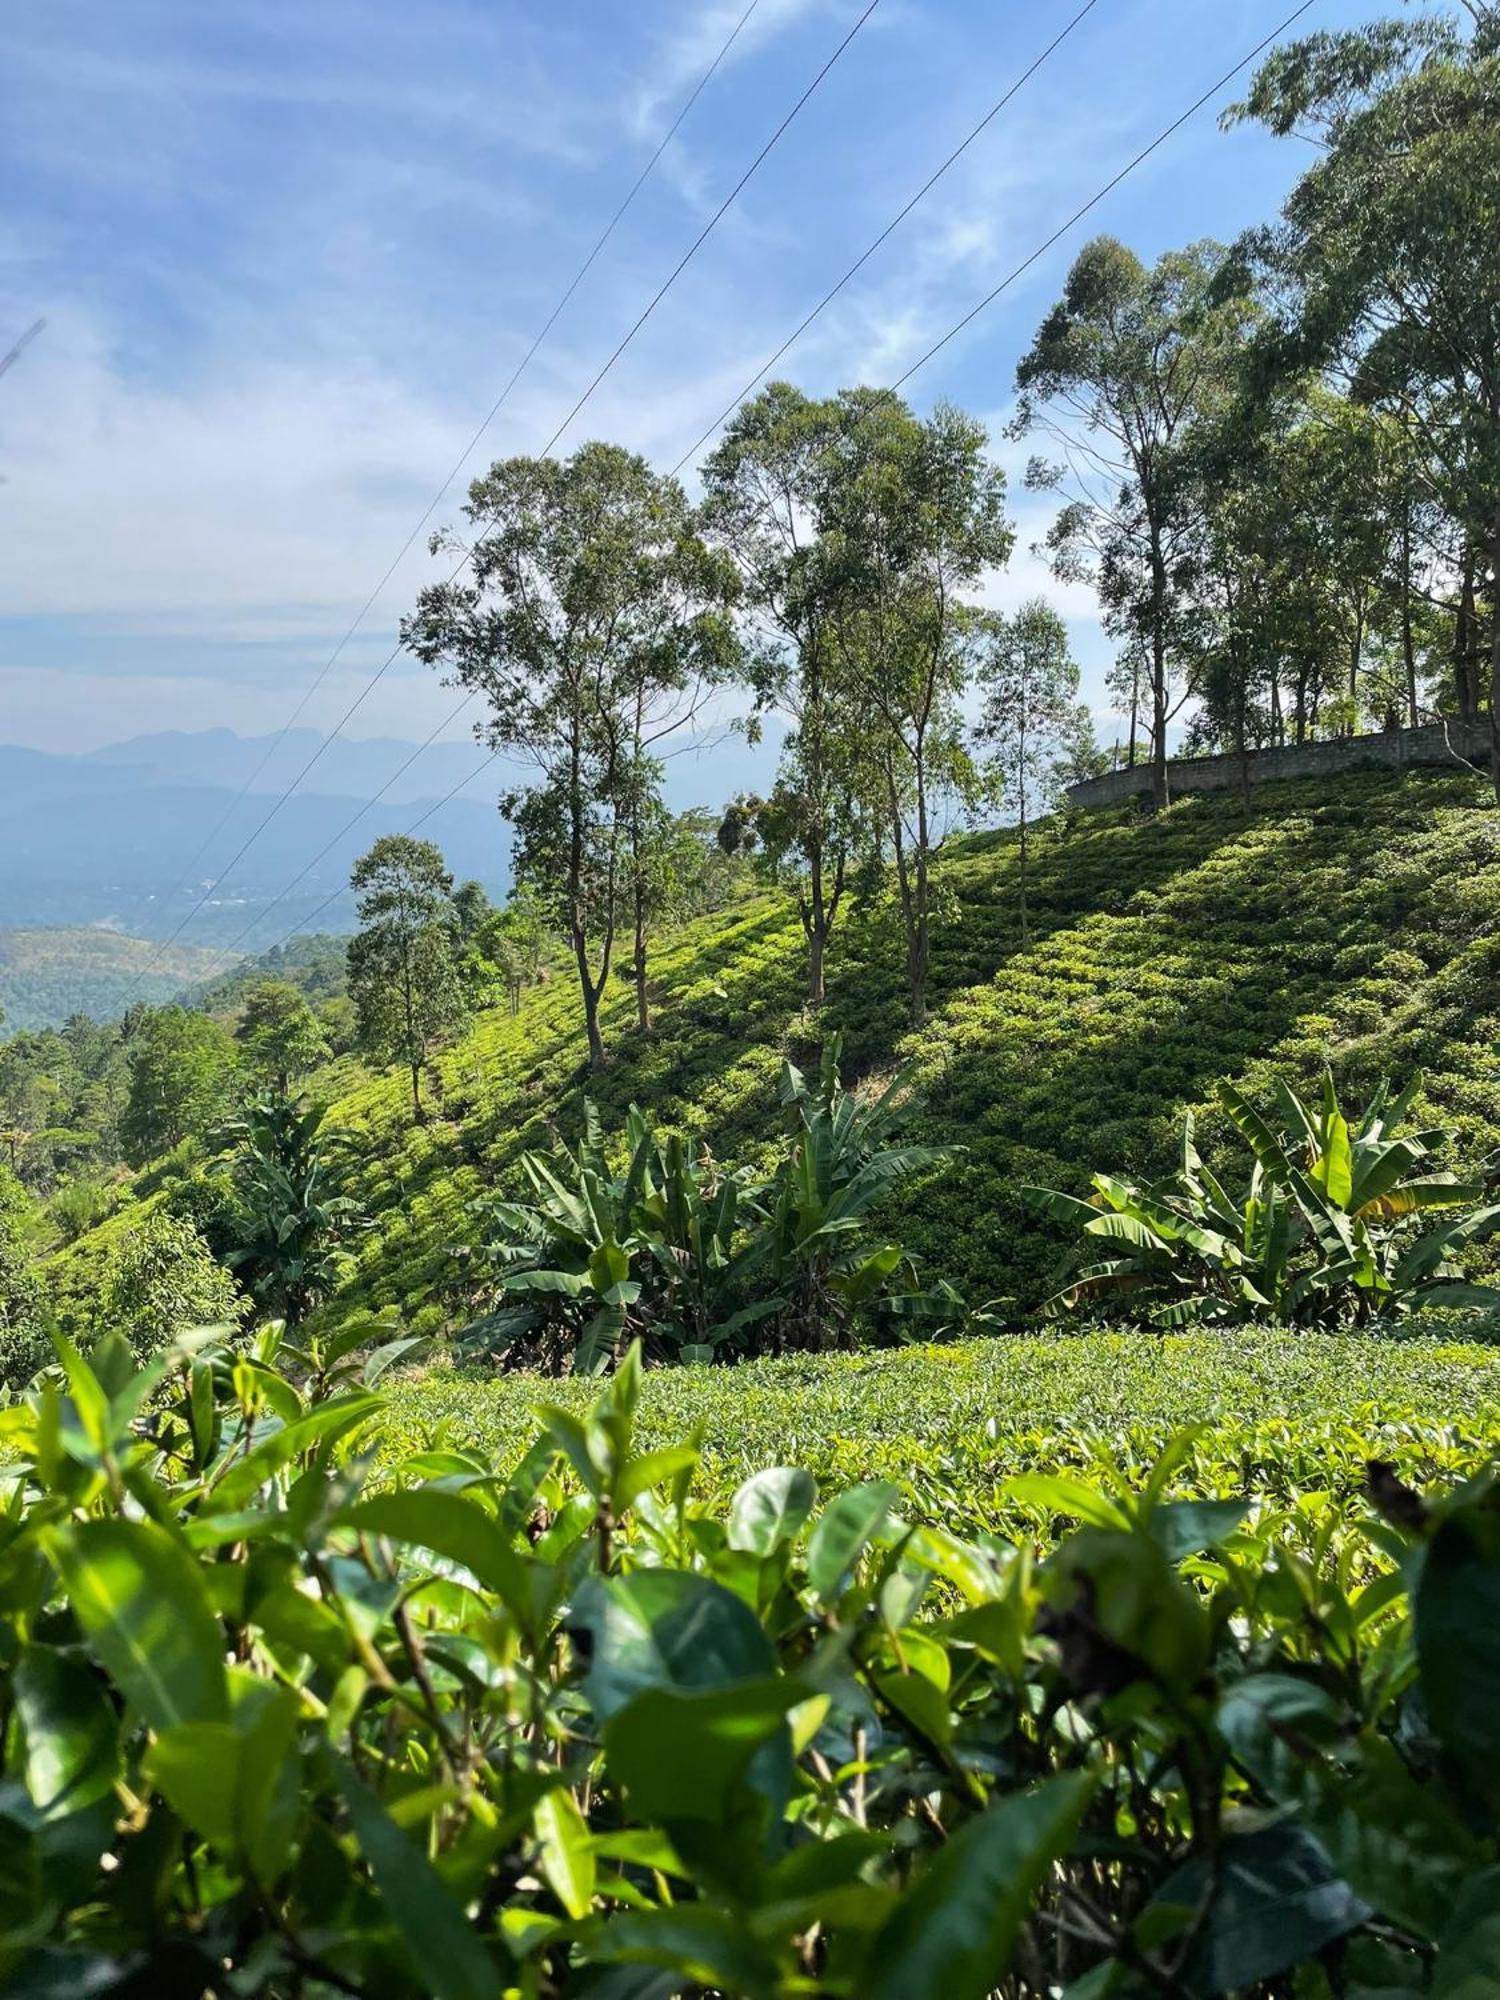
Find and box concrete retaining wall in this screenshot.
[1064,720,1491,811]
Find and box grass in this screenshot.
[382,1322,1500,1532]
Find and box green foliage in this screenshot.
[0,1166,47,1386]
[462,1039,948,1372]
[347,833,470,1122]
[119,1004,239,1166]
[386,1324,1500,1523]
[45,765,1500,1336]
[95,1208,245,1364]
[219,1095,364,1327]
[405,439,740,1068]
[5,1329,1500,1994]
[232,977,331,1092]
[0,926,229,1033]
[1032,1067,1500,1326]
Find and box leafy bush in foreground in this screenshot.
[5,1329,1500,1995]
[462,1038,952,1370]
[1031,1068,1500,1327]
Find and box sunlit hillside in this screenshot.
[45,765,1500,1334]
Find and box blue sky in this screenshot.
[1,0,1374,780]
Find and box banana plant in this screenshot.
[461,1040,949,1370]
[748,1036,951,1347]
[1028,1070,1500,1328]
[217,1095,364,1328]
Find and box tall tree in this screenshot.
[1229,10,1500,787]
[974,601,1090,946]
[1013,237,1249,809]
[816,391,1012,1025]
[120,1007,239,1165]
[405,443,736,1065]
[346,836,467,1122]
[701,384,879,1004]
[234,980,331,1096]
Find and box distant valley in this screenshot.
[0,927,238,1032]
[0,723,772,1026]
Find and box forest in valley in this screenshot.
[7,10,1500,1998]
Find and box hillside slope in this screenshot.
[46,766,1500,1330]
[0,928,238,1032]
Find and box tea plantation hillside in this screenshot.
[44,765,1500,1333]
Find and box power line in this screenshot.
[532,0,883,464]
[203,744,504,977]
[185,0,1315,986]
[888,0,1317,390]
[670,0,1102,476]
[192,692,488,973]
[134,0,880,992]
[0,318,45,381]
[120,0,763,998]
[144,1,765,933]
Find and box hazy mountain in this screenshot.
[85,728,487,806]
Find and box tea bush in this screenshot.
[6,1326,1500,1996]
[383,1325,1500,1525]
[42,768,1500,1333]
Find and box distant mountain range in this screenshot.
[0,723,777,1024]
[0,728,516,947]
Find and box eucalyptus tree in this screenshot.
[974,600,1090,945]
[814,391,1012,1025]
[700,384,879,1005]
[1228,9,1500,786]
[405,443,737,1065]
[346,835,467,1123]
[1013,236,1251,808]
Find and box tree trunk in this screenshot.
[581,979,605,1068]
[633,916,650,1035]
[1018,801,1029,948]
[570,918,607,1069]
[804,838,835,1006]
[409,1059,424,1124]
[1489,526,1500,807]
[1401,502,1419,729]
[1148,535,1169,811]
[807,921,826,1006]
[1457,546,1480,724]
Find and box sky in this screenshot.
[0,0,1376,782]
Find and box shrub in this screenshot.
[4,1333,1500,1994]
[95,1208,247,1360]
[0,1166,47,1386]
